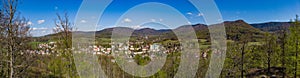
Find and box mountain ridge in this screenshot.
[37,20,289,42]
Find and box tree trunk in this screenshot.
[267,38,271,76]
[295,40,298,78]
[8,12,14,78]
[9,51,13,78]
[281,33,286,78]
[8,23,14,78]
[241,42,246,78]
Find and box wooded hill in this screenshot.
[36,20,290,42]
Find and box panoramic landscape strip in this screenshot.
[0,0,299,78]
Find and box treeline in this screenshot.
[221,15,300,78]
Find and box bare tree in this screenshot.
[52,12,77,77]
[0,8,7,77]
[0,0,34,78]
[54,13,72,49]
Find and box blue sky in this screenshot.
[15,0,300,36]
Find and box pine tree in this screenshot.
[239,33,251,77]
[288,15,300,77]
[263,33,278,76]
[278,24,288,77]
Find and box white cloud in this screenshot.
[187,12,193,15]
[151,19,156,22]
[37,20,45,24]
[28,21,33,25]
[130,25,143,29]
[30,28,37,31]
[123,18,132,23]
[150,19,163,22]
[30,27,53,37]
[80,20,87,23]
[159,19,163,22]
[30,27,48,31]
[24,21,33,26]
[197,13,204,16]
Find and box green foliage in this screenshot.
[286,15,300,77]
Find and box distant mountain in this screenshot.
[38,20,272,42]
[134,28,171,36]
[251,22,291,32]
[172,24,208,39]
[95,27,134,38]
[225,20,264,41]
[94,27,172,38]
[172,20,264,41]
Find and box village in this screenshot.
[28,41,210,59]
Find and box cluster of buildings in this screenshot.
[24,42,57,55]
[90,43,165,57]
[26,41,210,60]
[28,41,166,57]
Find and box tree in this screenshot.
[54,13,72,49]
[263,33,278,76]
[278,24,288,77]
[287,15,300,77]
[239,33,251,77]
[50,12,77,77]
[222,42,242,78]
[1,0,34,77]
[0,8,7,77]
